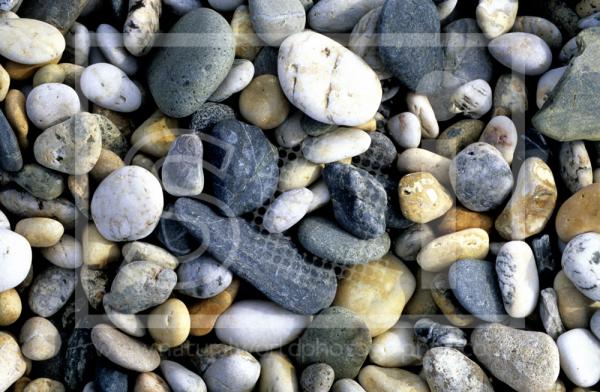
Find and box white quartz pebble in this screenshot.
[0,18,65,64]
[387,112,421,149]
[302,127,371,164]
[81,63,142,112]
[489,32,552,75]
[557,329,600,387]
[0,229,32,292]
[263,188,313,233]
[369,321,422,367]
[26,83,80,129]
[496,241,539,318]
[406,93,439,138]
[96,23,138,75]
[209,59,255,102]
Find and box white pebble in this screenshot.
[387,112,421,149]
[0,229,32,292]
[301,127,371,164]
[0,18,65,64]
[479,115,517,164]
[557,329,600,387]
[476,0,518,39]
[26,83,80,129]
[65,22,91,66]
[406,93,439,138]
[161,360,207,392]
[449,79,492,118]
[489,32,552,75]
[307,180,330,212]
[536,66,567,109]
[561,232,600,301]
[81,63,142,112]
[263,188,313,233]
[369,321,422,367]
[96,24,138,75]
[209,59,255,102]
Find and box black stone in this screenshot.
[95,364,128,392]
[65,328,96,391]
[18,0,88,33]
[156,203,198,256]
[189,103,236,134]
[532,234,557,275]
[414,318,468,351]
[355,132,397,170]
[300,115,337,137]
[253,46,279,76]
[0,109,23,172]
[515,128,551,163]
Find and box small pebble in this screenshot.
[449,79,493,118]
[479,115,517,164]
[554,270,597,330]
[476,0,518,38]
[189,279,240,336]
[387,112,421,149]
[28,266,76,317]
[398,172,453,224]
[249,0,306,46]
[210,59,255,102]
[258,352,298,392]
[40,234,82,269]
[239,74,290,130]
[231,5,264,61]
[134,372,170,392]
[0,288,21,326]
[19,317,61,361]
[540,288,566,340]
[512,16,563,50]
[423,347,494,392]
[302,128,371,164]
[332,379,366,392]
[192,344,261,392]
[556,183,600,242]
[436,119,484,159]
[123,0,161,57]
[559,141,593,193]
[562,232,600,301]
[26,83,80,130]
[397,148,451,185]
[23,378,65,392]
[263,188,313,233]
[162,134,204,197]
[536,67,567,109]
[161,360,207,392]
[557,329,600,387]
[15,218,64,247]
[300,363,335,392]
[489,32,552,75]
[81,63,142,112]
[369,321,422,367]
[417,228,489,272]
[177,256,231,299]
[406,93,439,139]
[358,366,429,392]
[0,18,65,64]
[148,298,191,350]
[393,224,435,262]
[0,229,32,292]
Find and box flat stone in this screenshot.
[249,0,306,46]
[397,148,451,185]
[0,18,65,64]
[162,134,204,197]
[513,16,563,50]
[539,288,565,339]
[414,318,467,351]
[0,108,22,172]
[28,266,76,317]
[0,188,76,229]
[302,128,371,164]
[81,63,141,113]
[423,347,494,392]
[177,255,232,299]
[562,232,600,301]
[358,366,429,392]
[258,352,298,392]
[301,363,335,392]
[560,141,593,193]
[160,360,207,392]
[556,183,600,242]
[41,234,82,269]
[557,329,600,387]
[191,344,260,392]
[103,298,145,338]
[417,228,489,272]
[92,324,160,372]
[263,188,313,233]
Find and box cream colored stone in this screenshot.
[19,317,61,361]
[358,366,429,392]
[90,149,125,182]
[259,351,298,392]
[232,5,264,60]
[15,218,64,247]
[0,63,8,102]
[397,148,451,185]
[302,127,371,164]
[40,234,82,269]
[32,64,65,87]
[407,93,439,138]
[23,378,65,392]
[554,271,600,330]
[479,115,518,164]
[239,74,290,130]
[278,157,321,191]
[134,372,170,392]
[148,298,191,351]
[0,332,27,391]
[417,228,490,272]
[131,111,179,158]
[398,172,453,224]
[387,112,421,149]
[0,288,21,326]
[81,222,121,269]
[369,321,423,367]
[476,0,518,39]
[0,18,65,64]
[4,89,28,149]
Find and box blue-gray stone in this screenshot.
[532,234,557,274]
[300,115,337,137]
[204,119,279,216]
[189,103,235,134]
[95,364,128,392]
[249,0,306,46]
[253,46,279,76]
[148,8,235,118]
[0,109,23,172]
[297,216,390,265]
[322,163,387,239]
[414,318,468,351]
[157,203,198,256]
[177,255,233,299]
[65,328,95,391]
[162,134,204,197]
[356,132,397,170]
[374,174,413,230]
[175,198,337,314]
[28,266,77,318]
[9,163,65,201]
[449,259,508,323]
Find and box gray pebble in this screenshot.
[393,224,434,262]
[29,266,77,317]
[539,288,565,340]
[423,347,494,392]
[122,241,179,270]
[414,318,467,351]
[0,188,76,229]
[176,256,232,299]
[249,0,306,46]
[162,134,204,197]
[0,109,23,172]
[300,363,335,392]
[80,265,109,310]
[8,163,65,201]
[189,103,235,134]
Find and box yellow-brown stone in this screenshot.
[556,183,600,242]
[231,5,264,60]
[398,172,453,224]
[189,279,240,336]
[554,270,600,329]
[417,228,489,272]
[437,206,493,234]
[4,57,60,81]
[239,74,290,130]
[90,149,125,182]
[0,63,9,102]
[358,366,429,392]
[5,89,29,149]
[81,223,120,269]
[130,111,178,158]
[0,288,21,326]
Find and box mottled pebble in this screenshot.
[28,266,76,317]
[496,241,539,317]
[177,256,231,299]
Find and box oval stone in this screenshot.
[177,256,232,299]
[162,134,204,197]
[417,228,489,272]
[161,360,207,392]
[192,344,260,392]
[302,127,371,164]
[26,83,80,129]
[91,324,160,372]
[555,183,600,242]
[263,188,313,234]
[28,266,76,317]
[423,347,494,392]
[258,352,298,392]
[489,32,552,75]
[249,0,306,46]
[0,332,27,392]
[309,0,384,33]
[496,241,539,317]
[0,229,32,291]
[562,233,600,301]
[80,63,142,113]
[0,18,65,64]
[557,329,600,387]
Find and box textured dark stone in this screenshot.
[297,216,391,265]
[297,307,371,379]
[253,46,279,76]
[18,0,87,33]
[8,163,65,201]
[300,363,335,392]
[204,119,279,216]
[95,364,128,392]
[0,109,23,172]
[322,163,387,239]
[148,8,235,118]
[414,318,467,351]
[28,266,77,318]
[96,114,128,158]
[189,103,236,134]
[515,128,551,163]
[156,203,198,256]
[449,259,508,322]
[65,328,96,391]
[300,115,337,137]
[356,132,397,170]
[377,0,443,91]
[175,198,337,314]
[532,28,600,141]
[162,134,204,196]
[532,234,557,274]
[449,142,513,212]
[374,174,414,230]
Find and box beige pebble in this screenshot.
[476,0,518,38]
[58,63,85,87]
[437,206,493,234]
[19,317,61,361]
[406,93,439,138]
[5,89,29,149]
[239,74,290,130]
[90,149,125,181]
[130,111,178,158]
[0,332,28,391]
[387,112,421,149]
[81,222,120,269]
[258,351,298,392]
[134,372,171,392]
[450,79,493,118]
[0,288,21,326]
[67,174,89,216]
[148,298,191,351]
[576,0,600,17]
[23,378,65,392]
[398,172,453,224]
[403,270,439,318]
[436,119,484,158]
[554,270,600,329]
[13,377,32,392]
[40,234,82,269]
[417,228,490,272]
[0,63,9,101]
[397,148,451,185]
[232,5,264,60]
[4,57,60,81]
[32,64,65,87]
[15,218,64,247]
[479,115,518,164]
[278,157,321,191]
[358,366,429,392]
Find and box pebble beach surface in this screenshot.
[0,0,600,391]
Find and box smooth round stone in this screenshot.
[298,307,372,379]
[92,323,160,372]
[479,115,517,164]
[148,8,234,118]
[194,344,261,392]
[231,5,263,61]
[309,0,384,33]
[298,216,390,265]
[0,332,27,391]
[162,134,204,197]
[449,79,492,119]
[334,254,416,337]
[263,188,313,233]
[33,112,103,175]
[28,266,76,317]
[417,228,489,272]
[472,323,560,392]
[96,24,138,75]
[0,18,65,64]
[278,31,382,127]
[369,321,422,367]
[249,0,305,46]
[397,148,451,185]
[437,206,493,235]
[20,317,61,361]
[91,166,163,241]
[134,372,170,392]
[387,112,421,149]
[278,157,321,191]
[26,83,80,130]
[332,379,366,392]
[302,127,371,164]
[512,16,562,50]
[423,347,494,391]
[177,256,232,299]
[554,271,597,330]
[208,0,244,11]
[539,288,565,340]
[275,112,306,148]
[81,63,141,112]
[104,261,177,314]
[33,64,65,87]
[556,183,600,242]
[449,259,507,322]
[23,378,65,392]
[557,329,600,387]
[449,142,513,212]
[393,224,434,262]
[258,352,298,392]
[496,241,539,317]
[40,234,82,269]
[476,0,518,38]
[123,241,178,270]
[560,141,593,194]
[301,363,334,392]
[489,33,552,75]
[161,360,207,392]
[562,233,600,301]
[239,74,290,130]
[189,279,240,336]
[210,59,255,102]
[103,297,145,338]
[536,67,567,109]
[0,288,21,326]
[398,172,453,224]
[15,218,63,247]
[406,93,439,139]
[0,229,32,291]
[148,299,191,350]
[123,0,161,57]
[349,7,390,80]
[358,366,429,392]
[216,299,312,352]
[80,265,109,309]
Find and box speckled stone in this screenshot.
[9,163,65,201]
[414,318,467,351]
[177,256,232,299]
[17,0,86,34]
[301,363,335,392]
[398,172,453,224]
[80,266,109,309]
[0,188,76,229]
[28,266,76,318]
[560,141,593,193]
[356,132,397,170]
[95,364,128,392]
[393,224,435,262]
[162,134,204,197]
[493,73,528,118]
[423,347,494,392]
[539,288,565,339]
[0,108,22,172]
[80,63,141,113]
[561,232,600,301]
[64,329,95,391]
[189,103,236,134]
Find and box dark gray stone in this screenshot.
[449,259,508,322]
[204,119,279,216]
[377,0,443,91]
[189,103,235,134]
[18,0,87,33]
[297,216,390,265]
[515,128,551,163]
[96,114,128,158]
[253,46,279,76]
[176,255,232,299]
[297,307,371,379]
[157,203,198,256]
[9,163,65,201]
[414,318,467,351]
[300,115,337,137]
[162,134,204,197]
[449,142,513,212]
[300,363,335,392]
[175,198,337,314]
[65,328,96,391]
[356,132,397,170]
[532,234,557,274]
[95,364,128,392]
[0,109,23,172]
[322,163,387,239]
[148,8,235,118]
[374,174,413,230]
[28,266,77,318]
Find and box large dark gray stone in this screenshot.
[18,0,88,33]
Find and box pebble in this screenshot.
[148,298,190,350]
[536,67,567,109]
[249,0,306,46]
[192,344,260,392]
[369,321,422,367]
[210,59,255,102]
[278,157,321,191]
[278,31,382,126]
[349,7,390,80]
[423,347,494,392]
[239,74,290,129]
[562,233,600,301]
[26,83,80,130]
[91,324,160,372]
[130,111,178,158]
[5,89,28,149]
[96,24,138,75]
[0,288,21,326]
[189,279,240,336]
[332,379,366,392]
[556,183,600,242]
[123,241,178,270]
[476,0,518,38]
[20,317,61,361]
[449,259,507,322]
[123,0,161,57]
[471,323,560,392]
[94,364,128,392]
[64,329,95,391]
[176,198,337,314]
[443,18,494,83]
[558,36,579,64]
[0,229,32,292]
[80,265,108,310]
[81,223,120,269]
[489,32,552,76]
[479,115,517,164]
[156,203,197,257]
[90,149,124,181]
[398,172,453,224]
[177,256,231,299]
[23,378,65,392]
[258,352,298,392]
[356,132,397,169]
[393,224,435,262]
[15,218,63,247]
[436,119,484,159]
[298,215,390,265]
[397,148,451,185]
[263,188,313,233]
[406,93,439,139]
[301,363,335,392]
[560,141,593,193]
[310,0,384,33]
[493,72,528,118]
[134,372,169,392]
[91,166,163,241]
[512,16,562,50]
[358,366,429,392]
[578,11,600,28]
[0,188,76,229]
[540,288,566,340]
[0,332,27,391]
[298,307,371,379]
[162,134,204,197]
[148,8,234,118]
[496,241,540,317]
[414,318,467,351]
[81,63,142,113]
[161,360,207,392]
[302,128,371,164]
[18,0,86,34]
[417,228,489,272]
[0,18,65,64]
[208,0,244,11]
[576,0,600,16]
[437,206,493,234]
[0,64,9,102]
[64,22,90,66]
[33,64,65,87]
[41,234,82,269]
[387,112,421,149]
[557,329,600,387]
[307,180,331,212]
[450,79,493,119]
[103,298,145,338]
[591,310,600,341]
[431,273,476,327]
[231,5,264,61]
[28,266,76,317]
[554,270,597,330]
[104,261,176,314]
